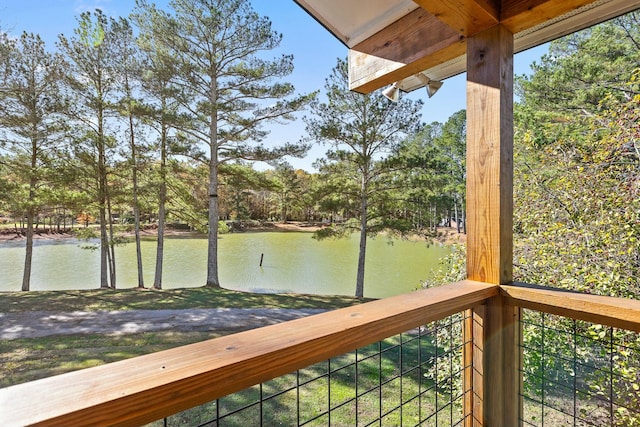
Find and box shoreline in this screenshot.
[0,221,321,242]
[0,222,466,245]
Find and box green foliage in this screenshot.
[217,220,229,234]
[517,12,640,116]
[269,163,303,222]
[393,111,467,234]
[514,13,640,423]
[305,57,423,297]
[421,244,466,289]
[515,95,640,421]
[514,90,640,300]
[74,227,99,241]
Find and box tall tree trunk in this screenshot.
[96,98,111,289]
[454,198,461,233]
[355,174,368,298]
[21,142,38,292]
[99,206,109,288]
[106,191,117,289]
[21,209,34,292]
[99,137,109,289]
[462,199,467,235]
[206,85,221,288]
[281,199,287,223]
[206,148,220,287]
[129,113,144,289]
[153,125,168,290]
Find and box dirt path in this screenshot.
[0,308,327,340]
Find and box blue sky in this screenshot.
[1,0,548,170]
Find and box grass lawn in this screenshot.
[2,287,461,426]
[0,287,368,387]
[0,286,368,312]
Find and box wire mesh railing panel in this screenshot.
[520,309,640,427]
[146,312,468,427]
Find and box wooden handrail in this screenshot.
[0,280,497,427]
[501,282,640,332]
[2,281,638,427]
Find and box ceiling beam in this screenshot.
[348,8,465,93]
[413,0,500,36]
[346,0,640,93]
[501,0,608,33]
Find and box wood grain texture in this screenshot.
[465,24,519,426]
[465,296,522,427]
[463,309,474,427]
[501,0,602,33]
[472,307,485,427]
[348,7,465,93]
[471,296,521,427]
[465,24,514,285]
[344,0,640,93]
[501,283,640,332]
[414,0,499,36]
[1,280,498,427]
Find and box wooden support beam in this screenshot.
[464,25,520,426]
[335,0,640,93]
[413,0,499,36]
[501,283,640,332]
[501,0,604,33]
[463,308,482,427]
[348,8,465,93]
[465,24,513,285]
[469,296,521,427]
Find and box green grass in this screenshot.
[0,331,227,387]
[0,287,368,387]
[0,286,369,313]
[146,333,463,427]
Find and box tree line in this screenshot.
[0,0,466,296]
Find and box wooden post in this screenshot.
[463,24,521,426]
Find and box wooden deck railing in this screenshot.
[1,281,638,427]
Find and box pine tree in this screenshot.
[305,58,422,298]
[135,0,314,288]
[0,33,66,291]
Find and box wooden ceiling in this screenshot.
[294,0,640,93]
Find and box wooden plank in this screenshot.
[413,0,499,36]
[309,0,640,93]
[1,280,498,427]
[463,309,474,427]
[471,296,521,427]
[348,7,465,93]
[465,297,522,427]
[465,25,514,285]
[466,24,519,426]
[501,283,640,332]
[471,307,485,427]
[501,0,602,33]
[512,0,640,52]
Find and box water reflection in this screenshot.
[0,232,450,298]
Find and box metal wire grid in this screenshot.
[520,309,639,427]
[154,312,468,427]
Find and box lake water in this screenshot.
[0,232,449,298]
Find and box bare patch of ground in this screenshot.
[435,226,467,245]
[0,308,327,340]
